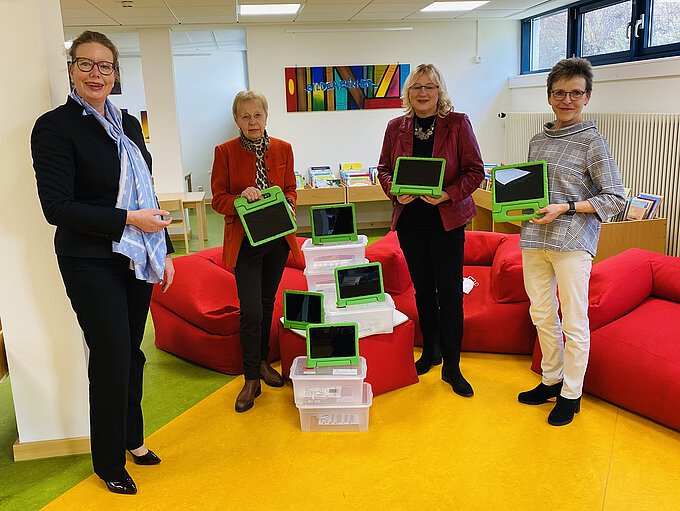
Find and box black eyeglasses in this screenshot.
[550,89,586,101]
[71,57,116,76]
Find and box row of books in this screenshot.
[303,164,379,189]
[610,192,664,222]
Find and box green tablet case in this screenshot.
[491,161,548,222]
[234,186,297,246]
[283,290,325,330]
[305,322,360,367]
[334,262,385,308]
[309,203,358,245]
[390,157,446,198]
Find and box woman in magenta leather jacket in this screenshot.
[377,63,484,397]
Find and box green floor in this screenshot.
[0,207,388,511]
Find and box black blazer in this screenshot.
[31,97,172,258]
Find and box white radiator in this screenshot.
[504,112,679,257]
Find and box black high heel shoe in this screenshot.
[129,448,161,465]
[105,470,137,495]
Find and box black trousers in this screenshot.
[397,226,466,373]
[58,254,152,482]
[234,238,290,380]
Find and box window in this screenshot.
[521,0,680,73]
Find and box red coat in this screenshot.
[211,136,303,267]
[377,112,485,231]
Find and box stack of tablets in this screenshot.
[289,323,372,432]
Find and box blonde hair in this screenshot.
[232,90,269,119]
[401,64,453,118]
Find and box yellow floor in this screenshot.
[43,353,680,510]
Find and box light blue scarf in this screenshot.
[70,91,166,283]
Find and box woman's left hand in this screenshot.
[420,190,451,205]
[161,255,175,292]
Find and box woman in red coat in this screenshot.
[377,64,484,397]
[211,90,302,413]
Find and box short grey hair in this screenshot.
[232,90,269,119]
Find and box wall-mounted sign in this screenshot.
[285,64,410,112]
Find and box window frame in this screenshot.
[521,0,680,74]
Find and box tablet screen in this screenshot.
[308,325,357,359]
[337,264,382,299]
[395,159,443,187]
[242,201,294,244]
[312,206,355,237]
[494,163,545,204]
[285,292,323,324]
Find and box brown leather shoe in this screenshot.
[260,361,285,387]
[235,379,261,413]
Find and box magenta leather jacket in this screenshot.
[377,112,485,231]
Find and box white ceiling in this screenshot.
[60,0,574,27]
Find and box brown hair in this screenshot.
[401,64,453,118]
[68,30,119,77]
[546,57,593,97]
[232,90,269,119]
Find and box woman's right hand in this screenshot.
[240,186,262,203]
[396,194,416,205]
[126,209,172,233]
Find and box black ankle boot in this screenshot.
[548,395,581,426]
[441,369,474,397]
[518,381,563,405]
[415,354,443,375]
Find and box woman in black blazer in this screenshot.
[31,30,174,495]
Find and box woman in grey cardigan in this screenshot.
[516,58,626,426]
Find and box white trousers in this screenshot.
[522,249,593,399]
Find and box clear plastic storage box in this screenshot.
[289,355,367,406]
[301,235,368,271]
[297,382,372,432]
[325,293,395,337]
[304,258,369,293]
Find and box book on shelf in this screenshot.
[636,193,663,218]
[626,196,654,221]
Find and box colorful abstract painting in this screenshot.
[285,64,410,112]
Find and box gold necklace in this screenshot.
[414,118,436,140]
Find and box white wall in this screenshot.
[509,56,680,113]
[173,51,248,195]
[245,21,520,175]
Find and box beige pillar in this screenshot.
[0,0,90,460]
[138,28,185,193]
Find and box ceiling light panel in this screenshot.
[238,3,301,15]
[421,1,490,11]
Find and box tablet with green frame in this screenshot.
[390,156,446,198]
[283,290,325,330]
[234,185,297,246]
[309,203,358,245]
[305,322,360,367]
[491,161,548,222]
[334,262,385,308]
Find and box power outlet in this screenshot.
[197,185,204,191]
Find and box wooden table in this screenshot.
[157,191,207,249]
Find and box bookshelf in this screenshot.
[296,185,391,232]
[471,188,667,264]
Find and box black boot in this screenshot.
[415,344,443,375]
[441,368,474,397]
[548,396,581,426]
[518,381,563,405]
